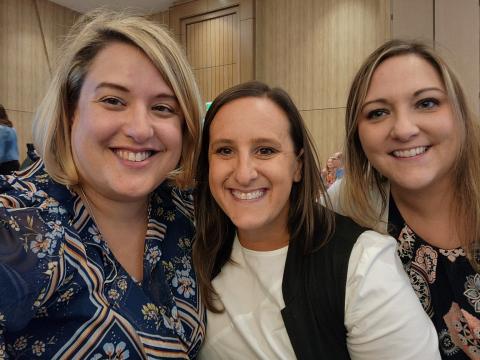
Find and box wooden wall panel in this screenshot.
[257,0,390,110]
[171,0,254,103]
[36,0,78,70]
[256,0,390,163]
[391,0,433,45]
[302,108,346,168]
[1,0,51,113]
[0,0,78,161]
[185,10,240,102]
[149,10,170,27]
[435,0,479,115]
[391,0,480,116]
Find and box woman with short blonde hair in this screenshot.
[34,9,202,189]
[0,9,205,358]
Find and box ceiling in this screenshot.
[49,0,176,14]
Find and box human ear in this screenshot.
[293,149,303,182]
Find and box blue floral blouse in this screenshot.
[0,160,205,359]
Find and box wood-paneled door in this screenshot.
[169,0,255,104]
[182,7,240,102]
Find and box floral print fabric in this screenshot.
[0,160,205,359]
[390,199,480,359]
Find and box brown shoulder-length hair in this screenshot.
[193,80,335,312]
[341,39,480,270]
[0,105,13,127]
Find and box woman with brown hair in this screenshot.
[193,80,439,359]
[0,105,20,175]
[330,39,480,358]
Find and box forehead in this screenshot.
[366,54,445,97]
[83,42,170,90]
[210,97,292,141]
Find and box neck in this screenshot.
[238,226,290,251]
[391,181,460,249]
[77,183,149,281]
[79,184,148,225]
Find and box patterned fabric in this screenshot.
[0,160,205,359]
[389,199,480,360]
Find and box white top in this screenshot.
[200,232,440,360]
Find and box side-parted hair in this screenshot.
[0,105,13,127]
[193,81,335,312]
[33,9,202,188]
[341,39,480,270]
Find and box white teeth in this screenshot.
[393,146,428,158]
[115,150,152,162]
[232,189,264,200]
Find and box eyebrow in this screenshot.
[95,82,129,92]
[413,87,446,96]
[362,87,446,109]
[95,82,177,100]
[209,138,282,147]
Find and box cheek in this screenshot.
[358,122,381,156]
[208,160,229,202]
[208,160,221,189]
[156,122,184,151]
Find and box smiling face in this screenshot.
[358,54,462,196]
[71,42,183,204]
[208,97,302,250]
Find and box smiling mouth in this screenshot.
[231,189,265,200]
[113,149,155,162]
[391,146,429,158]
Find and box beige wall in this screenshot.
[391,0,480,116]
[149,10,170,27]
[0,0,78,161]
[256,0,391,164]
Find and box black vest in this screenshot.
[281,213,366,360]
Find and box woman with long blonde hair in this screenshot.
[330,39,480,358]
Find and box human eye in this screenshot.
[366,108,389,120]
[255,146,278,158]
[416,98,439,110]
[152,104,175,115]
[98,96,125,108]
[214,147,233,157]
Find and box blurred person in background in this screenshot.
[0,105,20,175]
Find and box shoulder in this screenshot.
[314,212,368,254]
[347,230,397,280]
[0,160,72,212]
[154,181,194,223]
[0,161,73,261]
[345,229,405,311]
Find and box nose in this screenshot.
[124,104,154,143]
[233,153,258,185]
[390,109,420,141]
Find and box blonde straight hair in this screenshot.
[341,39,480,270]
[33,9,202,189]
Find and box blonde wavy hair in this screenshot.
[341,39,480,269]
[33,9,202,189]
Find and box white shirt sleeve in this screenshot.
[345,230,441,360]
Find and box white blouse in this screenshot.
[200,232,440,359]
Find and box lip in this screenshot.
[111,147,162,166]
[390,145,430,159]
[230,188,267,201]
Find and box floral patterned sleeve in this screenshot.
[0,205,65,352]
